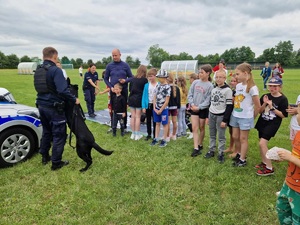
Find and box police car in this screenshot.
[0,88,42,168]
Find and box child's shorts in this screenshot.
[190,108,209,119]
[153,108,169,125]
[229,115,254,130]
[168,109,178,116]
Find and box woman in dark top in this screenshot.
[128,65,148,140]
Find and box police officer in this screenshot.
[83,63,100,117]
[35,47,80,170]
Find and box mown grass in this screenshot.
[0,68,299,224]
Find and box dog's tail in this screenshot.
[92,142,113,155]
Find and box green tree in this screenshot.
[169,54,179,60]
[133,58,141,68]
[146,44,170,68]
[0,51,8,68]
[95,60,103,70]
[274,40,294,66]
[102,56,112,66]
[70,58,77,68]
[7,54,19,68]
[75,58,83,67]
[256,48,276,62]
[125,55,135,68]
[61,56,70,64]
[178,52,193,60]
[31,56,42,65]
[194,54,205,63]
[295,49,300,66]
[87,59,94,65]
[236,46,255,62]
[20,55,31,62]
[204,53,220,64]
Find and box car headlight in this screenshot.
[17,109,40,119]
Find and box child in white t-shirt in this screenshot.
[229,63,261,167]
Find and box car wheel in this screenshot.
[0,128,36,168]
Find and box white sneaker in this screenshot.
[135,134,143,140]
[166,137,171,142]
[130,133,135,140]
[187,133,193,139]
[276,191,280,197]
[171,135,177,141]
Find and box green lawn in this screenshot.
[0,68,299,224]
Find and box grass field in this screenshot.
[0,68,299,224]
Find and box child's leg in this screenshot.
[216,116,226,155]
[172,115,177,137]
[224,127,234,153]
[163,124,169,140]
[155,122,161,139]
[259,138,272,168]
[239,130,250,161]
[146,108,152,137]
[130,108,136,133]
[231,127,241,157]
[112,112,117,135]
[276,183,296,225]
[199,118,206,147]
[208,113,217,153]
[135,109,142,133]
[166,114,171,138]
[191,115,200,149]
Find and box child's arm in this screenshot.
[159,96,170,113]
[99,88,110,95]
[252,95,261,118]
[277,150,300,168]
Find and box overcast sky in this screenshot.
[1,0,300,64]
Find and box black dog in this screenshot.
[65,101,113,172]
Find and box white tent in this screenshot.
[161,60,198,78]
[18,62,38,75]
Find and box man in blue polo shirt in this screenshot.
[104,48,133,131]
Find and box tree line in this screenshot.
[1,40,299,69]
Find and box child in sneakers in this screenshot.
[111,83,126,137]
[224,74,238,157]
[142,68,158,141]
[188,64,214,157]
[204,69,233,163]
[150,70,171,147]
[177,75,188,137]
[166,73,180,141]
[254,77,288,176]
[128,65,148,140]
[276,104,300,224]
[230,63,261,167]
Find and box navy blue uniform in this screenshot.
[36,60,76,164]
[83,71,99,116]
